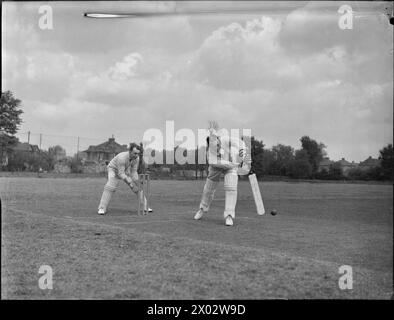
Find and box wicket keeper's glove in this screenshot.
[127,179,140,193]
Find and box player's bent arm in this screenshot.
[130,160,139,181]
[117,161,131,183]
[114,153,131,182]
[117,167,129,182]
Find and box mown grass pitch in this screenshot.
[1,177,392,299]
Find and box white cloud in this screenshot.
[3,2,392,162]
[4,50,77,103]
[185,16,355,93]
[108,53,143,80]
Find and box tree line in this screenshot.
[1,91,393,180]
[249,137,393,181]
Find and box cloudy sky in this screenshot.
[2,1,393,161]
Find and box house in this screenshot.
[81,137,128,163]
[318,157,334,172]
[2,142,41,166]
[1,142,41,171]
[336,158,358,175]
[318,157,357,176]
[359,156,381,171]
[13,142,40,153]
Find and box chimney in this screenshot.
[109,137,115,143]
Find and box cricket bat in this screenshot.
[248,173,265,215]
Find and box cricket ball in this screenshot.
[270,209,277,216]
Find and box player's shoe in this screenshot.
[145,208,153,213]
[98,208,106,215]
[194,208,206,220]
[225,215,234,226]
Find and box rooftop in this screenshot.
[337,158,352,166]
[359,156,381,167]
[319,157,333,166]
[13,142,40,153]
[83,138,128,154]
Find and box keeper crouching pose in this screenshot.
[98,142,153,215]
[194,123,251,226]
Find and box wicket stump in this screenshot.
[137,173,150,215]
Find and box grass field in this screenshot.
[1,177,392,299]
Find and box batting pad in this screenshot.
[98,179,118,210]
[224,172,238,191]
[199,178,219,212]
[224,173,238,218]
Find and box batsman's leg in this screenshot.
[200,165,222,211]
[98,169,119,214]
[223,169,238,225]
[195,166,220,220]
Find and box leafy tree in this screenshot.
[328,162,344,180]
[347,167,385,181]
[378,144,393,180]
[288,159,312,179]
[48,145,67,170]
[271,144,295,176]
[48,145,66,157]
[365,166,385,181]
[250,137,265,178]
[0,91,23,135]
[0,91,24,167]
[299,136,326,176]
[315,168,330,180]
[295,149,309,161]
[346,168,366,180]
[70,155,83,173]
[261,149,275,175]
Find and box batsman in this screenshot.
[194,122,252,226]
[97,142,153,215]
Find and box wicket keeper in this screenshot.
[194,123,251,226]
[98,143,153,215]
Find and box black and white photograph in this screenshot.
[1,0,393,304]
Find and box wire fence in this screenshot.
[15,131,115,157]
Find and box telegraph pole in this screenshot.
[39,133,42,149]
[77,136,80,159]
[28,131,30,144]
